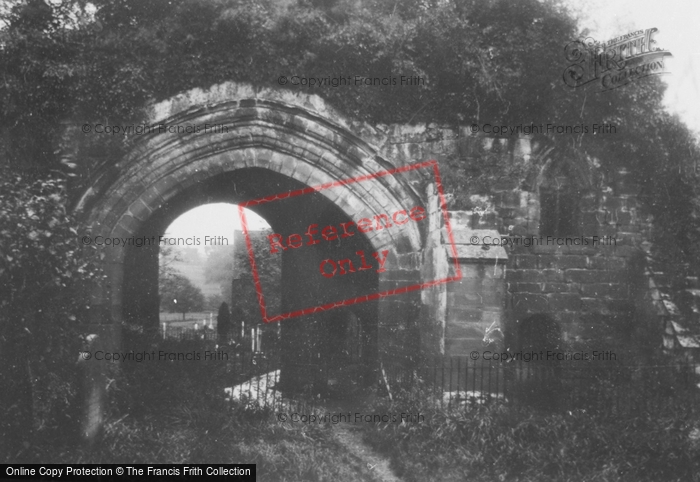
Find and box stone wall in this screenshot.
[498,168,650,347]
[443,222,507,356]
[71,82,430,439]
[375,125,654,351]
[69,82,667,439]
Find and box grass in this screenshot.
[362,382,700,482]
[19,335,699,481]
[21,337,379,481]
[57,408,377,482]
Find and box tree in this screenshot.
[158,245,182,281]
[216,302,231,341]
[206,293,225,311]
[204,234,282,323]
[232,231,282,324]
[0,168,100,458]
[204,244,234,299]
[1,0,699,445]
[160,273,205,320]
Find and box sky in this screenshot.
[164,203,269,254]
[572,0,700,132]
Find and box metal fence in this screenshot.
[137,327,700,416]
[158,326,258,350]
[386,356,700,416]
[223,353,700,417]
[160,326,215,340]
[223,352,328,414]
[159,312,213,323]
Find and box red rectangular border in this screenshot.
[237,159,462,323]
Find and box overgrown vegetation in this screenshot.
[1,0,700,464]
[363,381,700,482]
[159,273,206,320]
[26,336,379,481]
[2,0,698,283]
[0,169,101,460]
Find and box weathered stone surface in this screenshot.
[513,255,538,269]
[545,293,582,312]
[580,283,629,298]
[565,269,626,284]
[507,269,564,283]
[587,256,627,270]
[538,255,588,270]
[511,293,549,313]
[69,80,661,440]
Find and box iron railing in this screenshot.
[224,353,700,416]
[385,356,700,416]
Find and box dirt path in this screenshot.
[323,400,403,482]
[331,421,403,482]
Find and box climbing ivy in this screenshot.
[0,0,699,451]
[0,0,698,335]
[0,168,102,458]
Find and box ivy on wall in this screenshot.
[0,169,101,457]
[0,0,699,451]
[1,0,698,330]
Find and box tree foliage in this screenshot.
[1,0,700,452]
[0,168,101,459]
[2,0,697,222]
[158,244,182,283]
[204,234,281,325]
[159,272,205,320]
[204,244,234,297]
[206,293,225,312]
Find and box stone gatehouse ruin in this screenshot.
[68,82,698,438]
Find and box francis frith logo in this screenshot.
[563,28,672,92]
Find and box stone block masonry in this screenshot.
[68,81,664,441]
[442,227,508,356]
[375,125,651,348]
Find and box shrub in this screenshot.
[364,380,700,481]
[0,169,101,462]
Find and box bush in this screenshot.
[363,381,700,482]
[107,334,232,420]
[32,335,381,481]
[0,169,101,462]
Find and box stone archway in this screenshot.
[75,83,429,435]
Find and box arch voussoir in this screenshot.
[75,82,431,441]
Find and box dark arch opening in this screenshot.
[121,167,380,394]
[538,159,587,237]
[515,313,562,354]
[507,313,563,410]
